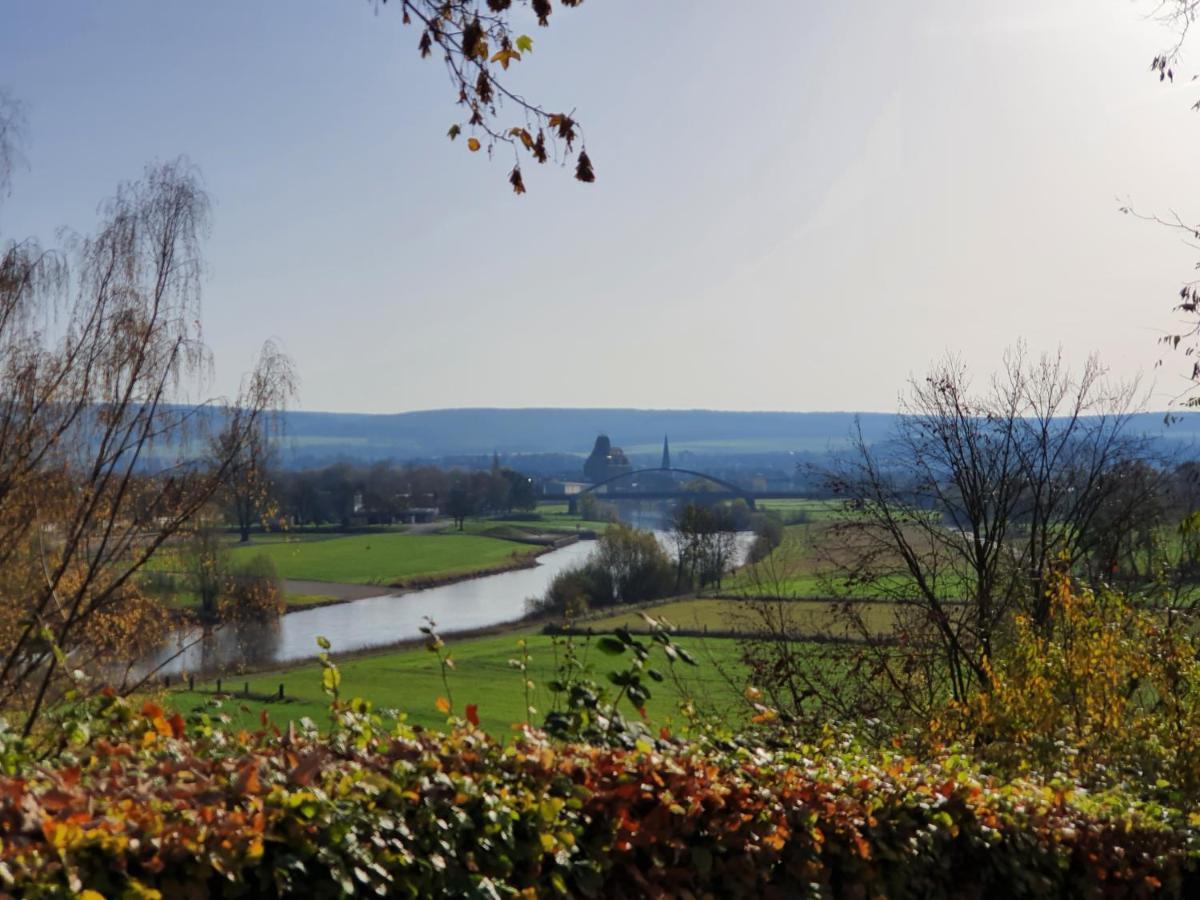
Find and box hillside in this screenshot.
[276,407,1200,467]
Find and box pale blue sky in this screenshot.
[1,1,1196,413]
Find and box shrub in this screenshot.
[221,553,285,622]
[530,564,607,617]
[534,525,675,614]
[746,512,784,564]
[938,571,1200,797]
[591,524,674,605]
[3,694,1198,897]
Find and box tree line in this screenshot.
[234,458,539,535]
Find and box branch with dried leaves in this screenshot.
[383,0,595,192]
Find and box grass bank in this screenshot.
[169,629,749,735]
[222,531,545,587]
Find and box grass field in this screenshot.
[580,596,903,637]
[168,630,750,735]
[725,523,837,596]
[448,515,611,540]
[222,532,541,586]
[755,499,850,521]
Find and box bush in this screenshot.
[938,571,1200,796]
[5,695,1199,897]
[533,525,675,614]
[591,523,674,605]
[746,512,784,564]
[529,564,607,617]
[221,553,285,622]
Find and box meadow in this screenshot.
[447,514,612,540]
[171,629,750,735]
[579,595,904,638]
[222,531,542,586]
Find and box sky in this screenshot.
[1,1,1198,414]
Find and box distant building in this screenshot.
[543,480,588,497]
[583,434,632,483]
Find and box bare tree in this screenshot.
[821,349,1149,706]
[216,344,295,542]
[0,105,294,736]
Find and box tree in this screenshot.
[216,358,295,541]
[670,502,738,590]
[590,523,674,606]
[184,521,229,622]
[0,107,294,734]
[380,0,595,193]
[446,483,476,530]
[820,348,1149,710]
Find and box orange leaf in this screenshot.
[235,763,262,796]
[141,700,163,719]
[467,138,481,152]
[435,696,452,714]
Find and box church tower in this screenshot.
[661,434,671,470]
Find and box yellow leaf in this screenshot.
[467,138,481,152]
[489,48,521,70]
[435,696,451,714]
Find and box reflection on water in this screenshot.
[143,539,596,677]
[140,530,755,678]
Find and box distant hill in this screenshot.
[275,408,1200,468]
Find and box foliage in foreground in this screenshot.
[0,693,1197,898]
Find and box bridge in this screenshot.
[540,467,810,512]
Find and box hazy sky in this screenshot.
[2,1,1197,414]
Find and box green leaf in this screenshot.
[316,635,331,650]
[322,667,341,694]
[447,124,461,140]
[515,34,533,54]
[596,636,626,656]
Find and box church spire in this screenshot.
[661,434,671,470]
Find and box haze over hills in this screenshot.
[276,407,1200,469]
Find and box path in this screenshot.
[284,579,397,601]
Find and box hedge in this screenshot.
[0,696,1195,898]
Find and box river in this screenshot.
[142,539,596,677]
[140,531,754,678]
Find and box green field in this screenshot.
[448,515,611,540]
[223,532,540,586]
[755,498,849,521]
[169,630,749,735]
[581,596,903,637]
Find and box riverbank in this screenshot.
[277,534,580,612]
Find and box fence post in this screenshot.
[216,678,222,693]
[244,681,249,697]
[188,674,194,691]
[278,683,285,700]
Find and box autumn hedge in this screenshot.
[0,696,1195,898]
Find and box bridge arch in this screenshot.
[572,467,757,509]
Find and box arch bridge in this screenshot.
[548,467,808,512]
